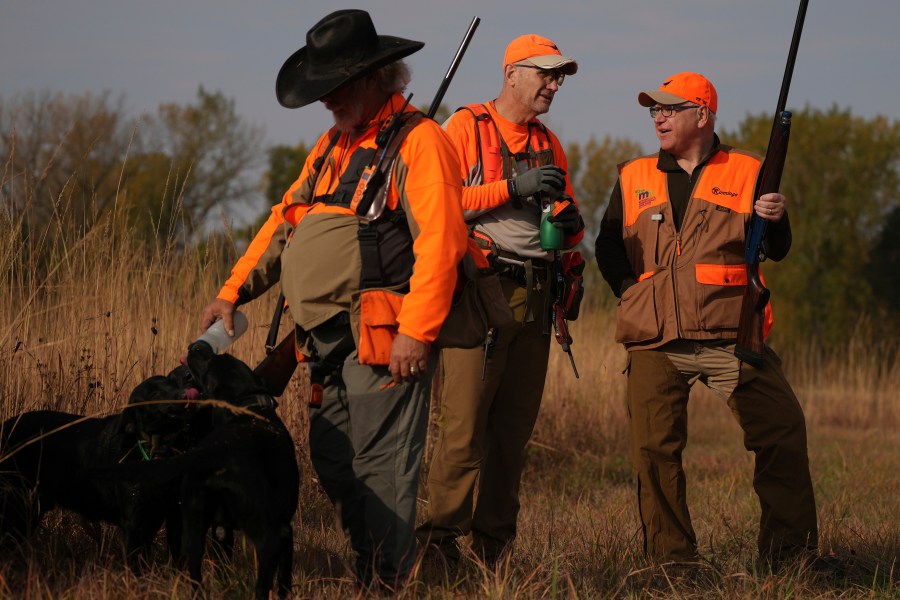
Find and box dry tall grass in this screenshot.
[1,162,897,598]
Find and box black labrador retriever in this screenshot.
[0,367,190,567]
[117,342,300,600]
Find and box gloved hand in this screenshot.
[508,165,567,200]
[547,200,584,235]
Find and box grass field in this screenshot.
[1,204,897,599]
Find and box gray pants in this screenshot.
[308,317,433,586]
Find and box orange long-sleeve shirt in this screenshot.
[442,101,583,258]
[218,93,468,344]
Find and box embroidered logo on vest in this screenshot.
[711,187,738,197]
[636,188,656,208]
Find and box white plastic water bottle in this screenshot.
[194,311,249,354]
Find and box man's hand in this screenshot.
[755,192,786,222]
[200,298,237,334]
[509,165,567,199]
[389,333,430,385]
[547,200,584,235]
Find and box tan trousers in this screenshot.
[627,340,818,563]
[417,276,550,558]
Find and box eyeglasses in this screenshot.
[649,103,700,118]
[515,64,565,86]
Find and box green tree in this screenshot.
[116,150,192,244]
[865,204,900,338]
[722,105,900,348]
[568,135,644,258]
[151,86,265,231]
[265,143,311,206]
[0,90,136,234]
[422,102,452,124]
[1,88,266,251]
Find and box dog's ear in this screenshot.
[118,406,138,437]
[186,343,215,385]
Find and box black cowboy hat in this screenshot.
[276,9,424,109]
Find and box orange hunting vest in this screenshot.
[614,148,774,349]
[456,103,555,184]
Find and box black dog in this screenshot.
[0,368,191,566]
[116,342,300,600]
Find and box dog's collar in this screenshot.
[238,393,278,411]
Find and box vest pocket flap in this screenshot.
[356,289,404,366]
[696,264,748,286]
[359,289,404,326]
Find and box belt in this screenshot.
[490,256,550,324]
[495,262,546,286]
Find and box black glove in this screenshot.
[508,165,567,199]
[547,200,584,235]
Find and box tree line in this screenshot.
[2,90,897,351]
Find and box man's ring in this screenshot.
[410,366,417,375]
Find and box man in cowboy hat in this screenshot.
[199,9,468,589]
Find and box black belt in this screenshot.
[490,256,550,324]
[495,263,541,286]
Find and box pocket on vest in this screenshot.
[356,289,404,366]
[695,264,745,331]
[615,276,661,344]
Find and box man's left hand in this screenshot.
[548,201,584,235]
[756,192,786,222]
[389,333,430,385]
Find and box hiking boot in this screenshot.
[806,554,846,579]
[421,537,461,566]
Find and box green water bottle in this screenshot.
[540,201,562,250]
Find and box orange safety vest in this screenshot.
[456,103,555,185]
[614,148,774,349]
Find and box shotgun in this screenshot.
[428,16,480,119]
[734,0,809,367]
[254,330,298,397]
[551,250,579,378]
[256,17,481,388]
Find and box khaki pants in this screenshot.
[418,276,550,558]
[627,340,818,563]
[308,317,433,586]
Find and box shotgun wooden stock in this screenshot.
[735,263,772,365]
[254,333,298,397]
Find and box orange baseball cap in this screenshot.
[638,72,718,114]
[503,34,578,75]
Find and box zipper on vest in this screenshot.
[671,226,684,338]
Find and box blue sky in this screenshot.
[3,0,898,163]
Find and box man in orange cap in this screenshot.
[198,9,468,590]
[595,72,820,569]
[417,34,585,565]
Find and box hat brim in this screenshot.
[520,55,578,75]
[638,90,691,107]
[276,36,424,109]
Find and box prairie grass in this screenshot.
[0,160,897,598]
